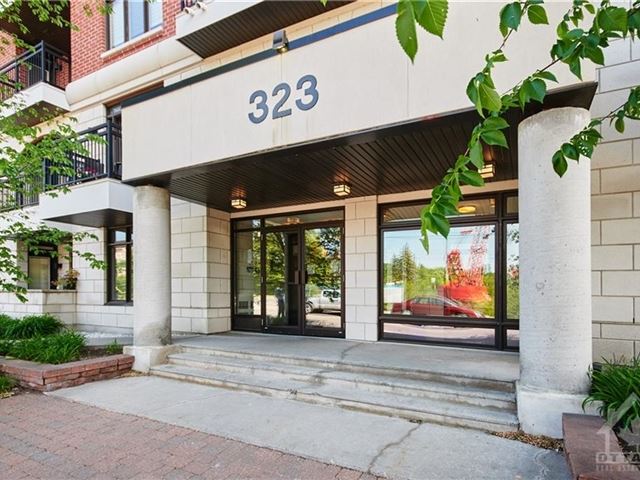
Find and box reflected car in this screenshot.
[390,296,481,317]
[306,289,341,314]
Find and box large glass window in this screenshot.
[380,192,518,350]
[382,225,496,319]
[107,0,163,49]
[107,227,132,303]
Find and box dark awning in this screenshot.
[126,83,597,212]
[178,1,353,59]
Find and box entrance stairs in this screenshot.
[149,334,519,433]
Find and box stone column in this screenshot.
[124,185,178,371]
[517,107,592,438]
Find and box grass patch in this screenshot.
[105,339,123,355]
[0,314,64,340]
[5,331,86,364]
[0,374,16,395]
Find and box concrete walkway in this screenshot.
[51,376,569,480]
[175,333,520,383]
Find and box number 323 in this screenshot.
[248,74,319,124]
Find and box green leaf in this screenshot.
[561,143,579,160]
[615,116,625,133]
[415,0,448,39]
[396,0,418,62]
[526,78,547,102]
[597,7,628,33]
[480,129,508,148]
[459,170,485,187]
[552,151,568,177]
[469,141,484,169]
[499,2,522,36]
[527,5,548,25]
[478,81,502,113]
[430,212,450,237]
[483,116,509,130]
[466,79,481,114]
[534,71,557,82]
[585,46,605,66]
[569,58,582,79]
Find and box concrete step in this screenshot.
[179,344,516,393]
[150,362,519,433]
[167,352,516,411]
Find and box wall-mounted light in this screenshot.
[273,30,289,54]
[231,197,247,209]
[479,163,495,179]
[333,182,351,197]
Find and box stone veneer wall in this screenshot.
[57,198,231,334]
[344,196,379,341]
[590,34,640,360]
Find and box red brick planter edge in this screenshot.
[0,354,134,391]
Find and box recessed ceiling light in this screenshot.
[458,205,477,215]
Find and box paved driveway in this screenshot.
[0,393,377,480]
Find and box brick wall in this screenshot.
[590,36,640,360]
[0,31,16,66]
[70,0,180,82]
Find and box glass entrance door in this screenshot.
[303,226,343,335]
[265,230,302,333]
[233,209,345,338]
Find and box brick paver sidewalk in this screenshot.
[0,393,380,480]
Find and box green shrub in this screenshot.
[0,374,16,394]
[7,332,86,365]
[583,356,640,431]
[105,340,122,355]
[0,314,64,340]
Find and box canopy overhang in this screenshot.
[124,83,596,212]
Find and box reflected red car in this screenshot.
[391,296,481,318]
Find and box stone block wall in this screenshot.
[590,35,640,360]
[345,196,378,341]
[170,199,231,333]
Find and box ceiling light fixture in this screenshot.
[458,205,477,215]
[479,163,495,179]
[333,182,351,197]
[231,197,247,209]
[273,30,289,54]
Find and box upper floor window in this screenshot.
[108,0,163,50]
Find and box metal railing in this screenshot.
[0,121,122,210]
[44,121,122,188]
[0,41,71,101]
[0,180,40,210]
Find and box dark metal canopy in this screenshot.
[47,209,132,229]
[178,0,353,58]
[126,83,596,212]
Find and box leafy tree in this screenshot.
[0,0,104,301]
[372,0,640,250]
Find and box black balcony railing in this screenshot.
[44,121,122,188]
[181,0,197,9]
[0,179,40,210]
[0,121,122,210]
[0,41,71,101]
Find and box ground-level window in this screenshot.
[380,192,519,350]
[107,227,133,303]
[27,243,59,290]
[107,0,163,49]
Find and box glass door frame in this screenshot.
[231,209,345,338]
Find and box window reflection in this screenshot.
[506,223,519,320]
[234,231,261,316]
[383,323,496,346]
[383,225,496,318]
